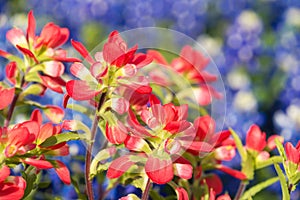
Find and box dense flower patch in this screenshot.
[0,10,299,200]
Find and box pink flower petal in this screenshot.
[203,174,223,195]
[26,10,36,41]
[66,80,100,100]
[173,163,192,180]
[246,124,266,152]
[267,135,284,150]
[39,75,65,93]
[6,28,26,47]
[0,87,15,110]
[107,156,135,179]
[30,109,43,125]
[23,158,53,169]
[216,165,247,180]
[43,61,64,77]
[0,165,10,183]
[147,50,169,65]
[105,121,128,144]
[285,142,300,164]
[145,156,173,184]
[71,40,94,64]
[43,105,64,124]
[176,187,189,200]
[54,161,71,185]
[16,45,39,63]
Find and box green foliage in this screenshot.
[241,177,279,199]
[89,147,115,179]
[274,164,290,200]
[40,132,85,148]
[229,128,247,161]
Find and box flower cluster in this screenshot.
[0,11,76,198]
[0,10,300,200]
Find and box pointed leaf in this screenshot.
[256,156,283,169]
[274,163,290,200]
[229,128,247,162]
[20,84,46,98]
[241,177,279,199]
[90,147,116,179]
[40,132,84,148]
[275,139,287,161]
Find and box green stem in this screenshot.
[141,178,152,200]
[234,181,248,200]
[85,92,107,200]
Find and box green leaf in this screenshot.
[40,132,85,148]
[242,152,255,180]
[90,147,116,179]
[130,176,148,192]
[37,182,51,189]
[24,72,42,83]
[71,177,87,200]
[23,100,45,108]
[275,139,287,161]
[67,104,94,118]
[274,163,290,200]
[182,152,198,168]
[290,171,300,187]
[20,84,45,98]
[241,177,279,199]
[22,170,37,198]
[229,128,247,162]
[149,190,165,200]
[256,156,283,169]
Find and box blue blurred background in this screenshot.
[0,0,300,199]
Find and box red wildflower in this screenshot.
[0,86,15,110]
[23,158,71,185]
[66,31,152,105]
[5,62,18,84]
[0,126,34,158]
[176,187,189,200]
[188,115,234,158]
[107,95,195,184]
[245,124,266,152]
[244,124,284,162]
[203,174,223,195]
[285,142,300,165]
[148,46,222,105]
[2,10,79,92]
[0,165,26,200]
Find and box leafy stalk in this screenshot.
[234,181,248,200]
[274,163,290,200]
[241,177,279,199]
[141,178,152,200]
[85,92,107,200]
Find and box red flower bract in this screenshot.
[0,87,15,110]
[0,165,26,200]
[246,124,266,152]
